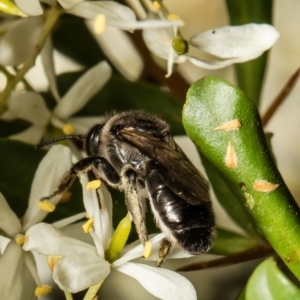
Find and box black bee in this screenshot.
[38,111,215,265]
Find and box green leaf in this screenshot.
[182,76,300,279]
[225,0,273,107]
[0,119,29,137]
[0,139,45,217]
[210,227,258,255]
[202,155,261,240]
[245,258,300,300]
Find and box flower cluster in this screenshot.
[0,0,282,299]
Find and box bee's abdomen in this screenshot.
[146,165,215,254]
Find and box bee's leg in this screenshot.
[122,167,148,246]
[158,238,172,267]
[42,156,120,202]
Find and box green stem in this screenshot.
[0,65,14,80]
[262,67,300,127]
[0,5,63,114]
[177,245,274,272]
[84,282,103,300]
[64,291,73,300]
[225,0,273,107]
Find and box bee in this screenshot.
[38,111,215,265]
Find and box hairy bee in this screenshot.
[38,111,215,265]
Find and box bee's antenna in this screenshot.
[35,134,86,149]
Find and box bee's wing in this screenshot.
[119,128,210,205]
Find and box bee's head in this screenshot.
[85,124,104,156]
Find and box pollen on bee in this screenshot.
[35,285,52,297]
[15,234,25,246]
[143,241,152,259]
[38,200,56,212]
[94,14,106,34]
[82,218,94,233]
[62,123,75,135]
[214,119,242,131]
[86,180,102,191]
[225,142,238,169]
[253,180,279,192]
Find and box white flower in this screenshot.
[14,0,184,30]
[6,61,111,144]
[143,22,279,77]
[23,173,197,299]
[0,145,81,298]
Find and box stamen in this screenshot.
[15,234,25,246]
[63,123,75,135]
[47,255,63,271]
[143,241,152,259]
[38,200,56,212]
[94,14,106,34]
[82,218,94,233]
[86,180,102,191]
[167,14,180,21]
[152,1,161,10]
[35,285,52,297]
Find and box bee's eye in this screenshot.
[86,124,104,156]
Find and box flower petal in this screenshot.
[67,116,101,133]
[57,0,83,9]
[9,125,45,145]
[15,0,43,16]
[112,234,164,268]
[0,17,43,66]
[0,241,36,300]
[186,53,262,70]
[23,145,74,230]
[67,1,136,25]
[80,174,113,250]
[116,262,197,300]
[53,61,112,119]
[53,254,110,293]
[142,26,174,60]
[8,91,51,126]
[41,36,61,102]
[190,23,279,59]
[0,193,21,237]
[86,23,143,81]
[23,223,98,256]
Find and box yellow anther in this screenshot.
[15,234,25,246]
[38,200,56,212]
[47,255,63,271]
[94,14,106,34]
[86,180,102,191]
[167,14,180,21]
[82,218,94,233]
[152,1,161,10]
[35,285,52,297]
[62,123,75,135]
[143,241,152,259]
